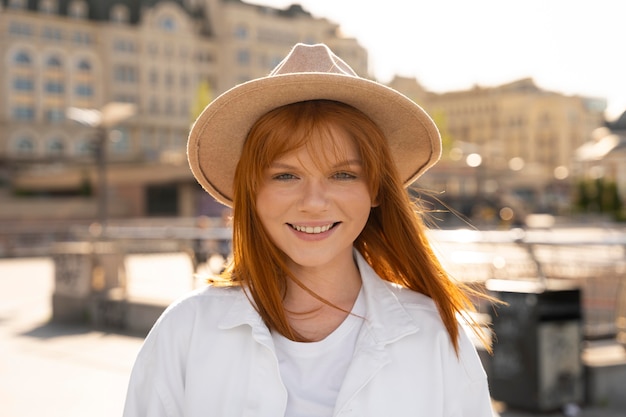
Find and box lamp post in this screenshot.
[66,103,136,235]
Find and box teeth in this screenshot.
[292,223,334,234]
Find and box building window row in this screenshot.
[8,21,33,37]
[114,39,137,53]
[13,78,34,91]
[13,107,36,121]
[11,50,94,72]
[8,21,93,45]
[148,69,192,89]
[12,78,93,96]
[9,134,98,158]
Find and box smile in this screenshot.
[289,223,337,234]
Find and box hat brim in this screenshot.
[187,72,441,207]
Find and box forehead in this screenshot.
[276,124,360,164]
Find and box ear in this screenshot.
[371,195,380,208]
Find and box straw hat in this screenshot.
[187,43,441,207]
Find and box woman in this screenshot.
[124,43,494,416]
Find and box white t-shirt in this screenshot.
[271,289,365,417]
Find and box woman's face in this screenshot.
[255,126,374,273]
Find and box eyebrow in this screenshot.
[269,159,363,170]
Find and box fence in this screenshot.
[428,228,626,339]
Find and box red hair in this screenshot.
[220,100,486,353]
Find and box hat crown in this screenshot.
[270,43,358,77]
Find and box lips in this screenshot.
[289,222,337,234]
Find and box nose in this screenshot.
[297,179,329,212]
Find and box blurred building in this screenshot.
[391,76,607,220]
[0,0,367,222]
[0,0,609,227]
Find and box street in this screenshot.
[0,257,142,417]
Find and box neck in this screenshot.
[282,256,362,341]
[284,255,361,310]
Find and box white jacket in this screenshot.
[123,251,494,417]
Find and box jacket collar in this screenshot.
[354,250,420,345]
[217,249,421,346]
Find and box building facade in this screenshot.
[0,0,609,226]
[0,0,367,222]
[390,76,606,220]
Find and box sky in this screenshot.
[248,0,626,120]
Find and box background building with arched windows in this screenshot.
[0,0,367,223]
[0,0,611,228]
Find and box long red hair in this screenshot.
[221,100,484,353]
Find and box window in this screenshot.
[237,49,250,65]
[14,51,32,65]
[158,16,177,32]
[73,31,92,44]
[14,78,34,91]
[47,55,63,68]
[13,107,36,121]
[113,39,136,52]
[46,137,65,156]
[75,84,93,97]
[8,21,32,37]
[114,65,137,83]
[14,136,35,155]
[77,58,92,71]
[234,25,248,39]
[45,81,64,94]
[45,109,65,123]
[42,26,63,41]
[113,95,136,104]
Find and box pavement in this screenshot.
[1,255,625,417]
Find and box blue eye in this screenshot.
[273,173,298,181]
[333,172,357,180]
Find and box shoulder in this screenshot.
[148,285,244,334]
[383,280,441,321]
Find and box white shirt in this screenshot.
[123,250,494,417]
[272,288,365,417]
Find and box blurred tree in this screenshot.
[574,177,623,221]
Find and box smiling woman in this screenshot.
[124,43,494,417]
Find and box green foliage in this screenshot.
[574,177,624,221]
[191,79,213,122]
